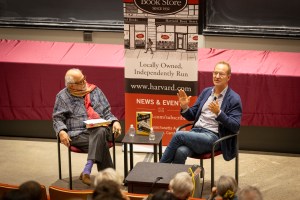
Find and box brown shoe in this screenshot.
[79,173,91,186]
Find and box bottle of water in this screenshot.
[129,124,135,137]
[149,127,155,141]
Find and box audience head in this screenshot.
[148,190,178,200]
[19,180,43,200]
[238,185,263,200]
[2,180,43,200]
[93,180,123,200]
[169,172,193,200]
[215,175,238,200]
[94,168,122,187]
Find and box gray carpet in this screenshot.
[0,136,299,199]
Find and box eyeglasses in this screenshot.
[212,71,227,78]
[71,75,86,85]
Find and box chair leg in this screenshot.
[57,138,62,180]
[68,147,73,190]
[200,159,204,178]
[211,156,215,188]
[112,134,116,169]
[236,143,239,184]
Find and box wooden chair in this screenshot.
[176,123,239,188]
[0,183,48,200]
[57,131,116,189]
[49,185,93,200]
[123,192,148,200]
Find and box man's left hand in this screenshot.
[208,101,220,115]
[112,121,122,138]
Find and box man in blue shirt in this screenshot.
[53,68,121,186]
[160,61,242,164]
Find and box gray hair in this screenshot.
[64,68,82,87]
[169,172,193,199]
[238,185,263,200]
[94,168,122,187]
[216,175,238,200]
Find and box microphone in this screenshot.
[213,96,217,101]
[149,177,163,193]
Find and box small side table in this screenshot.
[122,132,164,179]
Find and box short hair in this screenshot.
[19,180,43,200]
[215,61,231,75]
[94,168,123,187]
[169,172,193,200]
[93,180,123,200]
[238,185,263,200]
[216,175,238,200]
[64,68,82,86]
[149,190,178,200]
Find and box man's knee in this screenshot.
[176,146,191,157]
[173,147,190,164]
[93,127,109,139]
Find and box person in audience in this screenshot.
[94,168,122,187]
[94,168,128,200]
[238,185,263,200]
[2,180,43,200]
[53,68,122,186]
[168,172,193,200]
[93,180,125,200]
[147,190,178,200]
[208,175,238,200]
[160,61,242,164]
[19,180,43,200]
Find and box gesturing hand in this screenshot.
[208,100,220,115]
[177,89,191,110]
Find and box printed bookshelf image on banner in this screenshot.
[124,0,199,145]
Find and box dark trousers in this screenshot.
[70,126,113,171]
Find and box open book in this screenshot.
[83,119,112,128]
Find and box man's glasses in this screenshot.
[71,75,86,85]
[212,71,227,78]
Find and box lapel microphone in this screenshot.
[213,96,217,101]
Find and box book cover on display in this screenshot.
[136,112,152,135]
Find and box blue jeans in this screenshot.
[160,128,220,164]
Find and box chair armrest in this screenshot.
[176,123,194,132]
[212,131,239,152]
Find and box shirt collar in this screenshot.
[211,86,228,98]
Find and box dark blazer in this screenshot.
[181,86,242,161]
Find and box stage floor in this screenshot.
[0,136,299,199]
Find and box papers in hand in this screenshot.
[83,119,112,128]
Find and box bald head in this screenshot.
[65,68,84,87]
